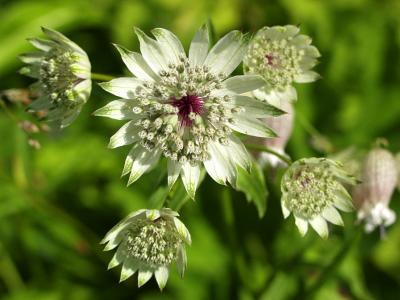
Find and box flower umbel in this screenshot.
[102,208,191,290]
[95,25,284,198]
[281,158,357,238]
[20,27,91,128]
[354,147,398,233]
[244,25,320,102]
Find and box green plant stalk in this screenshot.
[0,240,25,291]
[245,143,292,165]
[91,72,115,81]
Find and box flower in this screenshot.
[101,208,191,290]
[94,25,284,198]
[20,27,91,128]
[249,99,294,167]
[243,25,320,103]
[353,147,398,233]
[281,158,357,238]
[396,152,400,190]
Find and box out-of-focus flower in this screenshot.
[102,208,191,290]
[396,152,400,190]
[354,147,398,233]
[244,25,320,103]
[95,24,284,198]
[250,99,294,167]
[20,27,91,128]
[281,158,357,238]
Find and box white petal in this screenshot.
[151,28,186,65]
[120,258,139,282]
[295,217,308,236]
[93,99,143,120]
[19,52,44,64]
[281,201,291,219]
[107,252,122,269]
[99,77,145,99]
[294,71,320,83]
[189,23,209,66]
[127,146,161,185]
[181,163,201,199]
[226,136,252,171]
[41,27,85,54]
[108,121,139,148]
[228,115,277,138]
[204,140,236,185]
[113,44,159,81]
[146,209,161,221]
[221,75,265,94]
[333,188,354,212]
[134,27,168,74]
[137,270,153,287]
[292,34,312,47]
[228,95,285,118]
[283,25,300,38]
[167,160,181,188]
[253,85,297,104]
[174,218,192,245]
[309,216,329,239]
[204,31,248,76]
[322,206,344,226]
[155,266,169,290]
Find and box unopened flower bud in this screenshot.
[101,208,191,290]
[354,147,398,233]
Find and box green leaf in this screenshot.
[236,162,268,218]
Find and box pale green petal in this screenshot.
[281,200,291,219]
[222,75,265,94]
[309,216,329,239]
[204,31,248,76]
[253,85,297,104]
[181,163,201,199]
[108,121,139,149]
[333,187,354,212]
[173,218,192,245]
[229,95,285,118]
[204,140,236,185]
[107,252,122,269]
[155,266,169,290]
[294,71,321,83]
[134,27,168,74]
[146,209,161,221]
[41,27,85,54]
[137,270,153,287]
[120,258,139,282]
[127,147,162,185]
[167,160,181,188]
[151,28,186,65]
[99,77,145,99]
[189,23,209,66]
[176,244,187,278]
[114,44,159,81]
[295,216,308,236]
[93,99,142,120]
[27,37,55,52]
[19,52,44,64]
[228,115,277,138]
[19,65,40,78]
[322,206,344,226]
[28,97,52,111]
[226,136,252,172]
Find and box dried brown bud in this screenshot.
[19,120,40,133]
[28,139,41,150]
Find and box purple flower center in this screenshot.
[265,54,277,67]
[172,94,204,127]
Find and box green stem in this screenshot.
[245,143,292,165]
[91,72,115,81]
[0,240,25,291]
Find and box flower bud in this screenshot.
[20,27,91,128]
[281,158,356,238]
[101,208,191,290]
[354,147,398,233]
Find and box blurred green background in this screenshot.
[1,0,400,299]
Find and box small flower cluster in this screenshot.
[281,158,357,238]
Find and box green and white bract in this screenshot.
[244,25,320,103]
[20,27,91,128]
[101,208,191,290]
[281,158,356,238]
[95,25,284,198]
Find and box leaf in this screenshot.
[235,162,268,218]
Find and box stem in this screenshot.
[0,240,25,291]
[0,99,19,123]
[91,72,115,81]
[245,143,292,165]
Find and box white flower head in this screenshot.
[243,25,320,103]
[101,208,191,290]
[95,24,284,198]
[354,147,398,233]
[281,158,357,238]
[20,27,91,128]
